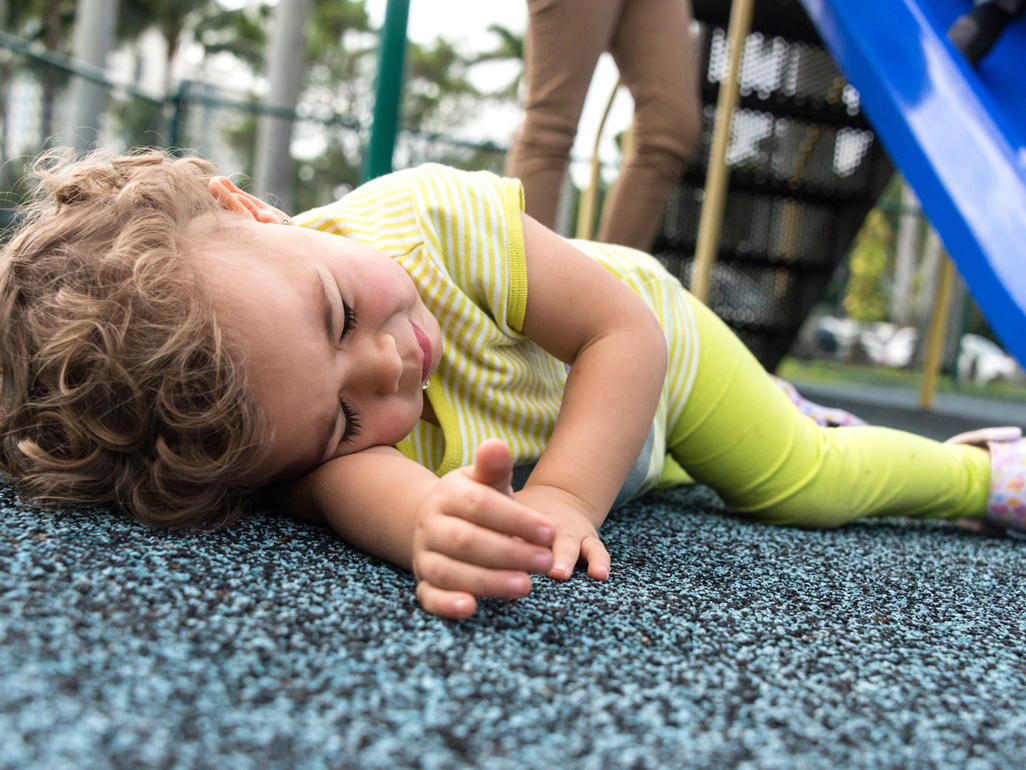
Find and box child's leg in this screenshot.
[667,294,990,527]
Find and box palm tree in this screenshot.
[469,23,523,100]
[116,0,267,96]
[108,0,268,150]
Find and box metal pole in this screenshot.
[167,80,188,151]
[363,0,410,182]
[891,182,921,327]
[691,0,754,303]
[576,78,621,240]
[254,0,313,209]
[919,254,956,409]
[67,0,116,152]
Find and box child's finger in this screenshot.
[415,551,534,600]
[446,481,555,546]
[464,438,515,497]
[547,531,584,580]
[415,582,478,620]
[422,515,553,572]
[581,536,611,580]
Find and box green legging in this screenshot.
[667,293,990,527]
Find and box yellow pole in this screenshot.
[918,255,956,409]
[691,0,755,302]
[576,77,622,240]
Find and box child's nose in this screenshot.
[350,333,402,395]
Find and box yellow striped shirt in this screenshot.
[295,164,698,502]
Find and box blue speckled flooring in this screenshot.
[2,477,1025,769]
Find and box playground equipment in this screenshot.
[652,0,892,371]
[948,0,1025,66]
[649,0,1026,387]
[359,1,889,375]
[365,0,411,182]
[795,0,1026,379]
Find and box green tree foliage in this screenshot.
[289,0,374,206]
[3,0,74,48]
[469,23,523,99]
[404,37,477,129]
[117,0,269,92]
[292,134,361,212]
[107,1,268,149]
[843,207,893,323]
[300,0,375,153]
[300,2,508,132]
[307,0,371,64]
[191,6,268,69]
[295,1,519,205]
[4,0,524,206]
[3,0,76,141]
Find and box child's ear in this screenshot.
[208,176,286,224]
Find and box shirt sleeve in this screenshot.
[406,164,528,335]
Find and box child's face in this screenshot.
[192,214,442,482]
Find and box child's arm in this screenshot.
[281,214,666,619]
[279,440,556,619]
[515,214,669,581]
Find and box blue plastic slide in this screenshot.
[798,0,1026,367]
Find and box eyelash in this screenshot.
[334,300,360,448]
[339,398,362,446]
[341,302,357,340]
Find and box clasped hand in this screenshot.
[411,439,611,619]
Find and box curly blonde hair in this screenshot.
[0,148,272,527]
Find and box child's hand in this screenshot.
[514,485,611,582]
[412,439,556,619]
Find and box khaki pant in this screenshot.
[505,0,701,251]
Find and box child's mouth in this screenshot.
[412,322,432,383]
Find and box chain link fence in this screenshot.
[0,31,506,219]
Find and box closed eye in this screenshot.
[339,398,362,447]
[315,268,357,345]
[341,302,357,341]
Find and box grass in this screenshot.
[777,356,1026,404]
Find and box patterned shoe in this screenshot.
[946,427,1026,536]
[771,375,868,428]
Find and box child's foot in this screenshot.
[946,427,1026,536]
[771,375,868,428]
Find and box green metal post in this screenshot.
[363,0,410,182]
[167,80,188,153]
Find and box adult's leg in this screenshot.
[598,0,701,250]
[505,0,622,228]
[667,293,990,527]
